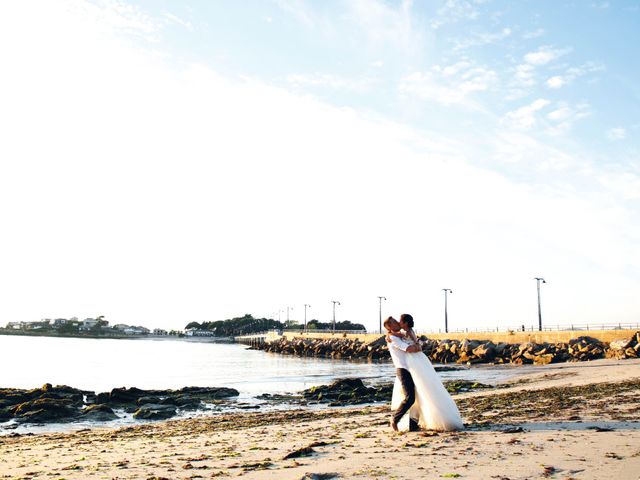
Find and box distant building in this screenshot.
[24,321,49,330]
[5,322,22,330]
[123,326,150,335]
[53,318,68,327]
[153,328,168,336]
[185,328,215,337]
[113,324,130,331]
[80,318,99,331]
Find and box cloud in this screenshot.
[431,0,485,28]
[607,127,627,141]
[399,62,497,106]
[503,98,550,129]
[508,45,573,98]
[545,102,591,135]
[451,27,512,51]
[545,62,605,89]
[523,45,572,66]
[522,28,545,39]
[162,12,193,31]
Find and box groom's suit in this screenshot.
[388,336,417,426]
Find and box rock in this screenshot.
[81,404,118,421]
[133,404,177,420]
[533,354,555,365]
[283,446,315,460]
[253,331,640,366]
[302,378,389,406]
[444,380,493,394]
[12,398,79,423]
[472,342,496,360]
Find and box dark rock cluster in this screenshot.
[257,336,390,360]
[298,378,493,407]
[605,331,640,359]
[254,332,640,365]
[0,384,239,424]
[302,378,392,406]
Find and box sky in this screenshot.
[0,0,638,332]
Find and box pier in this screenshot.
[234,330,282,347]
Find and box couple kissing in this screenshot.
[384,314,464,432]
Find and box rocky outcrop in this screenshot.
[605,331,640,360]
[302,378,392,406]
[81,404,118,421]
[258,337,389,360]
[0,384,240,424]
[254,332,640,365]
[133,403,177,420]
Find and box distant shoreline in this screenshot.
[0,329,232,342]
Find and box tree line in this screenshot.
[185,314,366,337]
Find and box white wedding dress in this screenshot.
[391,333,464,432]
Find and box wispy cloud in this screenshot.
[431,0,485,29]
[545,102,591,135]
[507,45,572,98]
[523,45,572,66]
[522,28,545,39]
[545,62,604,89]
[607,127,627,141]
[162,12,193,31]
[399,61,497,106]
[502,98,550,129]
[451,27,512,51]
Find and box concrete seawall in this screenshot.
[282,329,637,344]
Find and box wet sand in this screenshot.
[1,358,639,480]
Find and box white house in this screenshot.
[80,318,99,330]
[153,328,168,336]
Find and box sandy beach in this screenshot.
[1,358,639,480]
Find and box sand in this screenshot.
[1,358,639,480]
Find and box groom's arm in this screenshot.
[388,336,421,353]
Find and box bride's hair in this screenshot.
[400,313,414,329]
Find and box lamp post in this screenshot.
[304,304,311,331]
[331,300,341,332]
[534,277,546,331]
[442,289,453,334]
[377,296,387,334]
[286,306,293,323]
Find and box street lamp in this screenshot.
[304,304,311,331]
[534,277,546,331]
[377,296,387,334]
[442,289,453,334]
[331,300,341,332]
[286,306,293,323]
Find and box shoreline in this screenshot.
[0,330,233,342]
[1,359,639,479]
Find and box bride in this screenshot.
[387,314,464,432]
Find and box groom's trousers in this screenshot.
[393,368,416,425]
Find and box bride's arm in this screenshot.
[408,329,422,346]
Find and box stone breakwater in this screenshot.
[254,331,640,365]
[0,384,239,424]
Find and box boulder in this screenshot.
[133,404,177,420]
[81,404,118,421]
[12,398,79,423]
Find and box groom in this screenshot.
[384,316,422,431]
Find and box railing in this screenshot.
[283,329,368,334]
[416,322,640,335]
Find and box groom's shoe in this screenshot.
[390,418,399,432]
